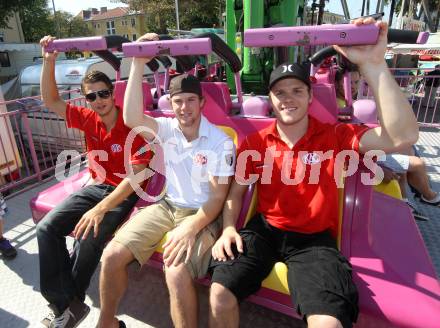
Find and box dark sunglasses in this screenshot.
[84,89,112,102]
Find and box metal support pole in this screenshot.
[174,0,180,36]
[317,0,326,25]
[340,0,351,20]
[51,0,60,38]
[376,0,385,14]
[389,0,396,27]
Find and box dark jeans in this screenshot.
[36,184,139,313]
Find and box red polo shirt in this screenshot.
[66,103,152,187]
[236,116,369,236]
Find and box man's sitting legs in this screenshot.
[165,217,220,328]
[98,200,176,328]
[380,152,439,207]
[406,155,440,205]
[285,246,358,328]
[209,214,359,328]
[36,185,137,327]
[99,241,135,328]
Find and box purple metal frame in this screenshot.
[244,24,380,47]
[122,38,212,57]
[45,36,107,53]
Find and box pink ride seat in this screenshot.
[30,170,165,227]
[114,80,153,110]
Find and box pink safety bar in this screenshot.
[417,32,430,44]
[44,36,107,53]
[244,24,380,47]
[122,38,212,57]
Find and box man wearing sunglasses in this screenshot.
[36,36,152,328]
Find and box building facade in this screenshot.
[77,7,146,41]
[0,12,40,84]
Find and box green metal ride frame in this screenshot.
[225,0,305,94]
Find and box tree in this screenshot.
[52,11,92,39]
[19,0,53,42]
[19,2,92,43]
[112,0,225,34]
[0,0,42,29]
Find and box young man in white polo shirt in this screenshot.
[97,36,235,328]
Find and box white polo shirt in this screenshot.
[153,115,235,208]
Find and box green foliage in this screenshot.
[0,0,37,29]
[2,0,92,43]
[113,0,225,34]
[51,11,93,39]
[19,0,53,42]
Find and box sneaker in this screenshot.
[420,192,440,207]
[49,308,73,328]
[412,208,430,221]
[40,310,56,327]
[119,321,126,328]
[66,299,90,328]
[40,301,90,328]
[0,237,17,258]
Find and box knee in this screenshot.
[409,156,425,171]
[101,242,133,272]
[307,314,343,328]
[210,283,237,315]
[164,264,192,292]
[36,216,53,238]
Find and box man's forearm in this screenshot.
[40,59,61,107]
[188,194,227,234]
[361,62,418,145]
[123,60,147,128]
[93,177,141,213]
[221,196,243,231]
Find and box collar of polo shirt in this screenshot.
[171,114,210,139]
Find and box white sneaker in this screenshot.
[40,301,90,328]
[420,192,440,206]
[49,308,72,328]
[40,310,56,327]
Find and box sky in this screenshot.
[48,0,127,16]
[49,0,392,22]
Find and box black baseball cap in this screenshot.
[169,74,202,98]
[269,63,311,90]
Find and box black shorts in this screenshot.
[209,214,359,328]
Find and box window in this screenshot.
[97,23,100,28]
[106,21,115,35]
[132,34,137,41]
[131,18,136,27]
[0,52,10,67]
[0,32,4,42]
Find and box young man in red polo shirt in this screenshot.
[36,36,151,328]
[209,18,419,328]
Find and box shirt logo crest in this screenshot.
[225,154,234,166]
[302,152,321,165]
[193,153,208,165]
[111,144,123,153]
